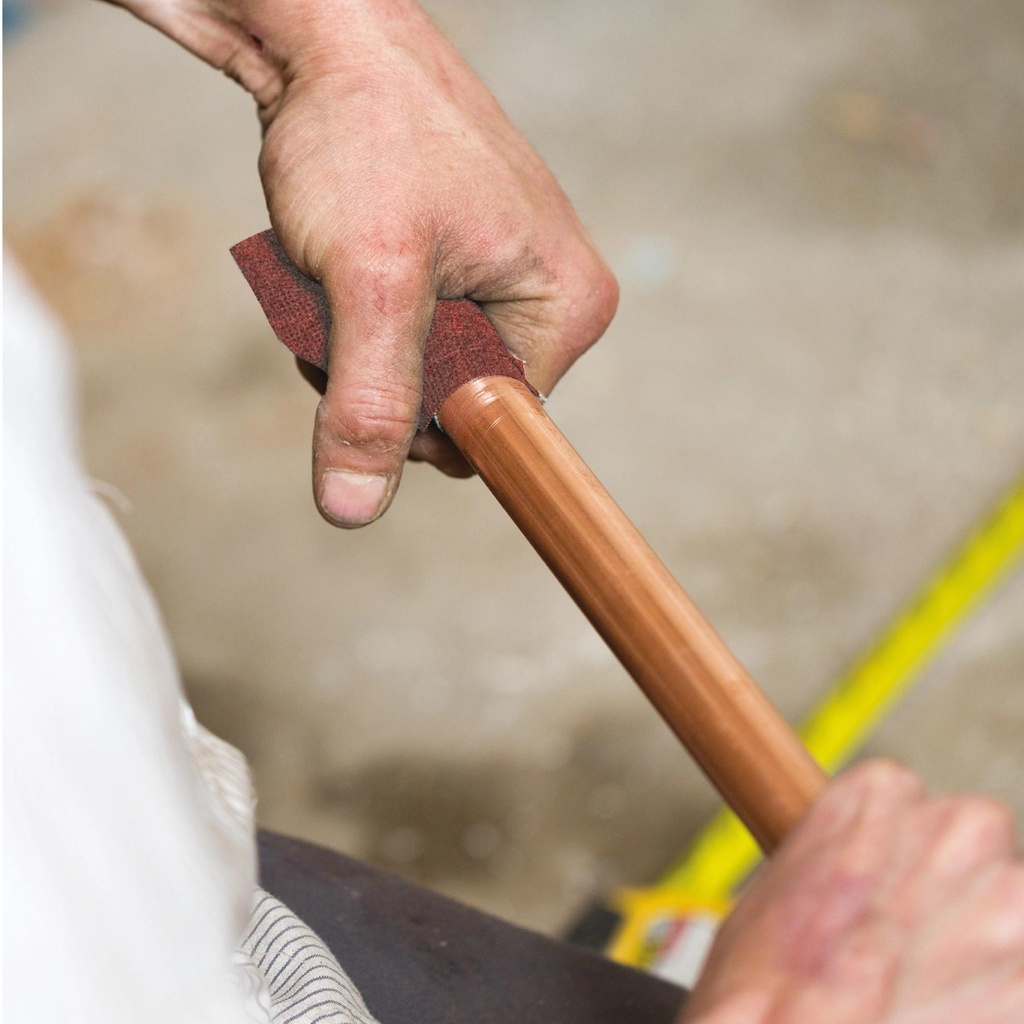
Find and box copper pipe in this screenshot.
[439,376,827,852]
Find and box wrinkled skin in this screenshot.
[681,760,1024,1023]
[113,0,618,525]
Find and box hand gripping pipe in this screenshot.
[232,231,827,853]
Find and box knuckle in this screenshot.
[975,864,1024,949]
[845,757,921,798]
[589,261,620,332]
[572,257,619,333]
[320,383,420,450]
[363,243,430,292]
[550,260,620,367]
[329,244,433,326]
[315,211,432,297]
[946,795,1016,845]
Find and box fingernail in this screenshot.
[320,470,390,526]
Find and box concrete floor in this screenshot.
[5,0,1023,935]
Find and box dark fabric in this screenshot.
[231,231,536,431]
[258,831,686,1024]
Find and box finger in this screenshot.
[943,863,1024,968]
[923,795,1018,874]
[472,245,619,396]
[313,245,434,527]
[298,283,472,481]
[772,759,926,874]
[718,762,924,974]
[408,428,474,478]
[886,795,1018,929]
[903,861,1024,1013]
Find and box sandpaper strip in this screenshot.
[231,230,536,432]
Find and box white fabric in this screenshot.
[3,255,379,1024]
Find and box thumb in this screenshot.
[313,250,434,527]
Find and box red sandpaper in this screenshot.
[231,230,535,432]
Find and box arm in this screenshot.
[108,0,618,525]
[681,760,1024,1023]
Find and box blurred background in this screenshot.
[5,0,1023,936]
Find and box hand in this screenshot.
[111,0,618,526]
[681,760,1024,1023]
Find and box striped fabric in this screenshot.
[239,891,380,1024]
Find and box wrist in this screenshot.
[227,0,428,70]
[109,0,431,111]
